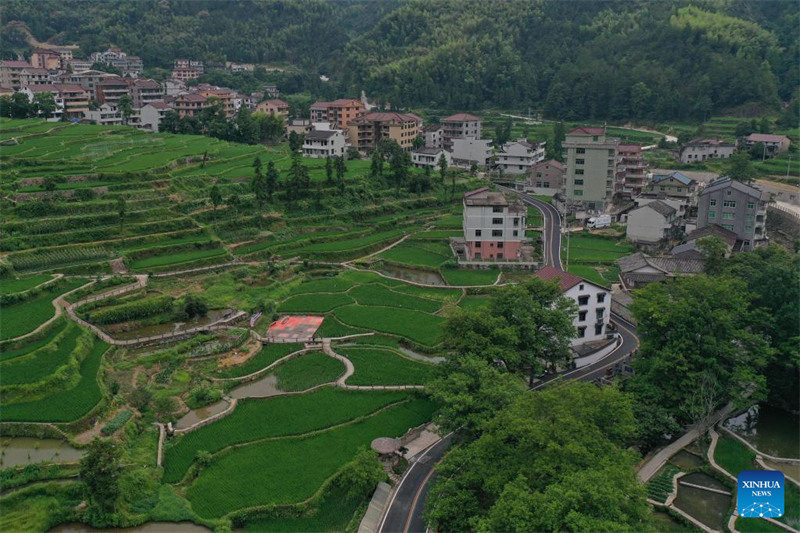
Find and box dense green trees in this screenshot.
[626,275,772,446]
[2,0,795,119]
[426,383,651,532]
[80,439,122,521]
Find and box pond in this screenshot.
[107,309,232,341]
[0,438,83,468]
[230,374,281,400]
[725,404,800,459]
[680,472,731,492]
[673,480,732,531]
[377,265,446,285]
[669,449,706,470]
[49,522,210,532]
[174,398,231,430]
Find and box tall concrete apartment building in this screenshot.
[696,177,768,251]
[347,112,421,152]
[462,187,526,261]
[441,113,481,150]
[310,99,365,130]
[615,144,647,199]
[564,127,618,212]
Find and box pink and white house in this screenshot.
[462,187,526,261]
[534,266,611,347]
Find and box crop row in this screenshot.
[86,295,174,325]
[8,246,112,272]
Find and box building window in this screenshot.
[577,327,586,338]
[747,202,755,209]
[574,189,583,197]
[497,241,504,249]
[710,199,717,207]
[596,308,604,320]
[578,310,587,322]
[576,148,585,154]
[474,241,481,247]
[475,230,482,237]
[576,158,585,165]
[492,206,503,213]
[578,295,589,306]
[723,200,737,208]
[722,212,735,220]
[513,218,519,226]
[595,324,603,336]
[492,230,502,237]
[574,179,584,185]
[575,169,584,175]
[512,230,518,236]
[746,214,753,222]
[492,218,503,224]
[722,224,734,231]
[597,293,606,303]
[745,225,753,233]
[708,211,716,220]
[579,284,584,290]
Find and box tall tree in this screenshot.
[33,92,57,118]
[116,196,126,231]
[265,160,278,202]
[546,121,566,161]
[80,439,122,516]
[209,184,222,212]
[251,156,268,208]
[325,156,333,184]
[426,383,649,532]
[438,153,448,184]
[335,156,346,193]
[370,149,383,180]
[117,94,133,125]
[727,151,757,183]
[627,275,772,446]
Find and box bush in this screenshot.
[87,295,174,325]
[101,410,134,436]
[175,295,208,320]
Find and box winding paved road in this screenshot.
[378,187,640,533]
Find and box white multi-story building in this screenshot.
[138,102,170,132]
[302,129,346,158]
[564,126,619,212]
[680,139,735,163]
[451,138,492,169]
[411,147,451,169]
[534,266,611,347]
[422,124,443,149]
[441,113,481,150]
[462,187,526,261]
[496,139,545,174]
[83,103,123,125]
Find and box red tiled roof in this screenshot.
[443,113,480,122]
[175,93,207,102]
[617,144,642,151]
[352,112,421,124]
[568,126,605,135]
[26,83,86,94]
[330,98,363,107]
[747,133,789,143]
[145,101,171,109]
[0,60,31,68]
[534,159,565,170]
[260,99,288,107]
[534,266,584,291]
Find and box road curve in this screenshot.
[379,187,638,533]
[496,184,563,270]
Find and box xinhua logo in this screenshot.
[737,470,784,518]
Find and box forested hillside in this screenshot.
[1,0,797,121]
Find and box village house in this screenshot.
[286,118,311,136]
[21,84,89,119]
[451,137,493,169]
[669,225,738,260]
[411,147,451,169]
[441,113,481,150]
[615,144,647,199]
[254,99,289,119]
[743,133,791,158]
[496,139,545,175]
[172,93,209,118]
[696,177,768,251]
[347,111,421,153]
[638,171,697,217]
[680,139,735,163]
[83,102,123,125]
[461,187,526,261]
[56,70,117,100]
[128,78,164,107]
[171,66,201,81]
[29,48,62,70]
[67,58,93,72]
[625,200,682,249]
[533,266,611,347]
[302,128,347,158]
[195,86,236,118]
[422,123,443,149]
[19,67,52,88]
[138,101,171,132]
[522,159,565,196]
[90,47,142,75]
[96,76,130,105]
[310,98,365,130]
[564,126,618,212]
[0,60,32,90]
[618,252,704,288]
[174,59,204,73]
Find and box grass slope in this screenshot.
[340,347,434,386]
[274,351,345,391]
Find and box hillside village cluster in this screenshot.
[0,46,794,357]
